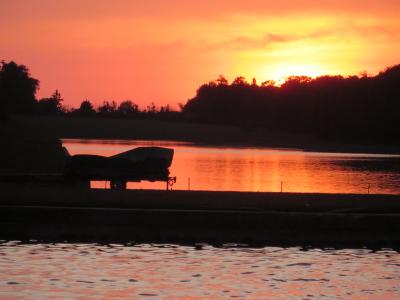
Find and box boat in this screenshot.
[64,147,174,188]
[111,147,174,169]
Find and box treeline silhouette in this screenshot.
[183,68,400,144]
[1,59,399,145]
[0,60,177,121]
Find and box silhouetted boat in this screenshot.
[111,147,173,168]
[64,147,174,188]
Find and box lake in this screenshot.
[2,140,399,299]
[62,139,400,194]
[0,242,399,299]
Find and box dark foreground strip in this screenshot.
[1,205,399,248]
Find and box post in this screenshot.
[166,176,176,191]
[281,181,283,193]
[367,183,370,194]
[188,177,191,191]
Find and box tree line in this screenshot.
[0,60,176,120]
[182,68,400,145]
[1,59,399,145]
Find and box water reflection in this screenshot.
[62,139,400,194]
[0,242,399,299]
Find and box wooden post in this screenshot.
[368,183,370,194]
[281,181,283,193]
[188,177,191,191]
[166,177,176,191]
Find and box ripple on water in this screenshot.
[293,278,330,282]
[0,243,399,299]
[286,262,312,267]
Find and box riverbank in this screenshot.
[4,114,400,154]
[1,186,400,247]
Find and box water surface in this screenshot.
[0,242,399,299]
[62,139,400,194]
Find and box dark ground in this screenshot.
[1,186,400,248]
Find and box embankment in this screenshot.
[1,186,400,248]
[5,114,400,154]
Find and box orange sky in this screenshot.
[1,0,399,109]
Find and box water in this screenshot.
[3,140,399,298]
[62,139,400,194]
[0,242,399,299]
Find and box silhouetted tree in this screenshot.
[0,60,39,113]
[232,76,248,86]
[76,100,96,116]
[146,102,157,114]
[215,75,229,86]
[159,104,172,113]
[178,103,185,111]
[183,65,400,145]
[97,101,117,115]
[117,100,139,116]
[37,90,65,115]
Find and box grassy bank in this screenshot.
[2,186,400,212]
[1,186,400,247]
[3,114,315,147]
[4,114,400,154]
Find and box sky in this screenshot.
[1,0,399,109]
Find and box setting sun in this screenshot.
[268,64,327,83]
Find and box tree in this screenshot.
[261,80,276,87]
[281,76,312,88]
[182,64,400,145]
[117,100,139,116]
[146,102,157,114]
[97,101,117,114]
[0,60,39,113]
[215,75,228,86]
[232,76,247,86]
[37,90,65,115]
[76,100,96,115]
[159,104,171,113]
[178,102,185,111]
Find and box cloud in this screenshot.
[350,24,400,40]
[210,32,330,51]
[228,34,292,50]
[203,22,399,53]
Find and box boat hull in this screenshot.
[64,147,173,183]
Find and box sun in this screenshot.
[248,62,330,86]
[268,64,327,84]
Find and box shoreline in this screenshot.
[1,186,400,247]
[62,137,400,156]
[4,114,400,155]
[3,185,400,211]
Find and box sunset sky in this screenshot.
[1,0,399,108]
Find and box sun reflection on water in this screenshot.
[62,139,400,194]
